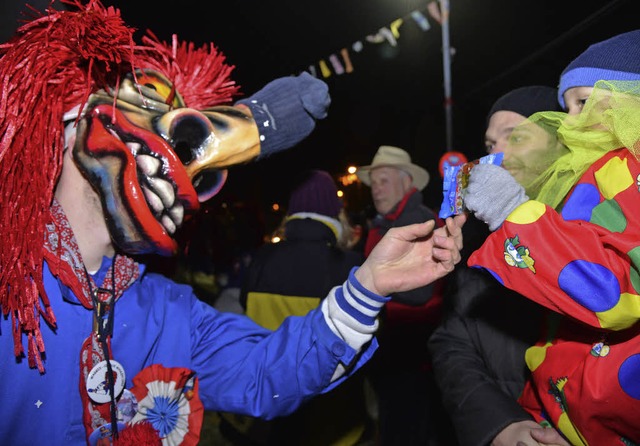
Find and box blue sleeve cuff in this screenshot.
[334,267,389,326]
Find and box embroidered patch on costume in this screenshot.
[548,376,569,412]
[503,235,536,273]
[590,341,611,357]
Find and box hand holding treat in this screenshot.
[438,152,503,219]
[463,163,528,231]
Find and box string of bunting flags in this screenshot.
[306,1,443,79]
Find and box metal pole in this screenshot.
[439,0,453,151]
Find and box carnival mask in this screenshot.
[73,69,261,256]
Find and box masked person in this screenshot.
[463,30,640,445]
[0,2,467,444]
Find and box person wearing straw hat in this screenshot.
[357,145,432,252]
[356,145,449,445]
[357,146,431,219]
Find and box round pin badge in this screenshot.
[86,360,126,404]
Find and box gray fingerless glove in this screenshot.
[463,163,528,231]
[236,72,330,159]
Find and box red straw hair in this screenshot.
[0,0,239,371]
[139,32,240,109]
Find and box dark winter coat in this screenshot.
[428,217,545,446]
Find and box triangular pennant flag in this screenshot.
[427,1,443,25]
[329,54,345,75]
[365,31,386,44]
[366,27,397,46]
[319,59,332,78]
[308,65,317,77]
[411,10,431,31]
[390,18,403,38]
[340,48,354,73]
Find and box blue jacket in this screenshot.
[0,258,382,444]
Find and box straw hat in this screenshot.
[356,145,430,191]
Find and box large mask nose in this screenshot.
[162,111,212,165]
[155,108,228,202]
[155,107,261,202]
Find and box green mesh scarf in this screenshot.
[519,80,640,210]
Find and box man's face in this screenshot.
[369,167,410,215]
[486,110,564,187]
[485,110,526,155]
[73,69,260,256]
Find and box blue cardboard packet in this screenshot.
[438,152,504,219]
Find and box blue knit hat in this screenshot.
[287,170,342,217]
[558,30,640,109]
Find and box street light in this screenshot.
[339,166,359,187]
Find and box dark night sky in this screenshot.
[95,0,637,212]
[2,0,638,245]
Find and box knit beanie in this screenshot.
[236,72,331,159]
[488,85,561,124]
[287,170,342,218]
[558,30,640,108]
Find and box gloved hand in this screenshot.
[463,163,528,231]
[236,72,330,159]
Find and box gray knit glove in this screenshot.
[463,164,528,231]
[236,72,330,159]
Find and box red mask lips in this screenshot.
[75,104,200,256]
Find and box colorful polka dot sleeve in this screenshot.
[468,148,640,445]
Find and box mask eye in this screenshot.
[114,70,184,112]
[193,169,228,202]
[135,71,180,108]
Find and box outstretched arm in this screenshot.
[321,214,466,382]
[191,215,466,417]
